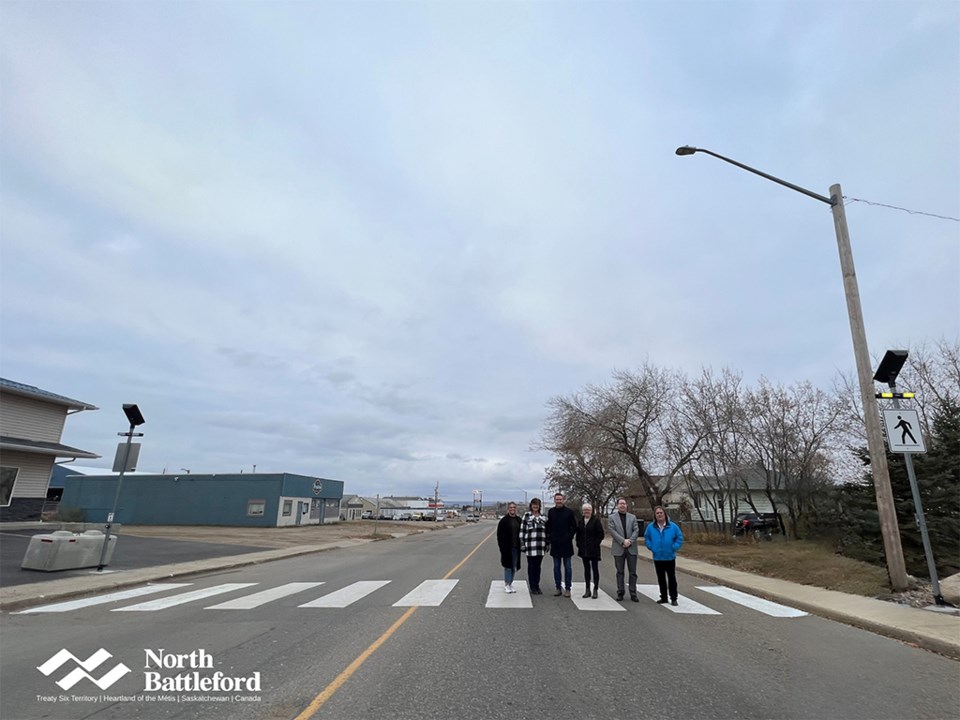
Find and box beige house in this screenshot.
[0,378,99,522]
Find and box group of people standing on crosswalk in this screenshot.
[496,492,684,604]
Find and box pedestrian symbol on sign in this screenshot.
[893,415,917,445]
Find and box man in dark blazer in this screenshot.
[546,492,577,597]
[608,497,640,601]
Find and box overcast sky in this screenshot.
[2,1,957,503]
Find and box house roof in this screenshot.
[0,378,98,411]
[0,436,100,459]
[682,469,773,492]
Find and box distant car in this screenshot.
[465,513,479,523]
[734,512,781,540]
[435,514,446,522]
[361,511,374,520]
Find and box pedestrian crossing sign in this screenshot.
[881,409,926,453]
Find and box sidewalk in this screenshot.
[2,527,957,660]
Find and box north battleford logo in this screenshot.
[37,649,131,690]
[35,647,262,704]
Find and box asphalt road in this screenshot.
[1,523,957,720]
[0,529,271,587]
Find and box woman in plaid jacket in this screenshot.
[520,498,549,595]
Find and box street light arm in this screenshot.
[675,146,835,206]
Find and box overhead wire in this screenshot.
[842,196,959,222]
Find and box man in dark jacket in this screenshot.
[546,492,577,597]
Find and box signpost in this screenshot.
[874,350,947,607]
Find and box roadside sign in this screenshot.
[881,409,926,453]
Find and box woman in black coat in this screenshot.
[497,502,522,593]
[576,503,605,599]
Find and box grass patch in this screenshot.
[682,536,891,596]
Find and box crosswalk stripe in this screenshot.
[14,584,193,614]
[393,579,458,607]
[205,582,325,610]
[112,583,258,611]
[569,582,626,611]
[696,586,808,617]
[299,581,391,608]
[13,579,808,618]
[635,585,720,614]
[485,581,533,608]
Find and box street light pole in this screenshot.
[675,146,908,591]
[97,404,145,572]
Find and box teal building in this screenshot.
[59,472,343,527]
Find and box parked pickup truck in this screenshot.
[734,512,781,540]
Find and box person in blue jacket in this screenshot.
[643,505,684,606]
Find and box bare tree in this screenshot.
[542,362,707,511]
[744,379,849,538]
[543,442,630,516]
[682,367,752,533]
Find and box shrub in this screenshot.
[56,506,85,522]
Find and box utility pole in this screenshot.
[830,186,908,591]
[674,145,909,592]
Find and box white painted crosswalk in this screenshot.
[393,579,458,607]
[113,583,258,612]
[696,586,809,617]
[206,582,325,610]
[299,581,391,608]
[635,584,720,614]
[485,581,533,608]
[15,584,193,614]
[568,582,625,611]
[14,579,808,618]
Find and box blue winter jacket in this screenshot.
[643,521,684,561]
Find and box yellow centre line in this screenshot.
[294,528,495,719]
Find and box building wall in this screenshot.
[0,450,54,501]
[0,393,68,442]
[276,496,317,527]
[60,473,344,527]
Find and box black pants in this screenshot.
[614,553,637,596]
[581,557,599,588]
[526,555,544,591]
[654,559,678,600]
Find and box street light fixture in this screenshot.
[676,145,908,590]
[97,404,145,572]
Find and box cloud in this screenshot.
[2,1,956,502]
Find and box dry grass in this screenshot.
[682,535,892,596]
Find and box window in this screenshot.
[282,500,292,516]
[0,467,18,507]
[247,500,266,517]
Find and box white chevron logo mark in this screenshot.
[37,648,131,690]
